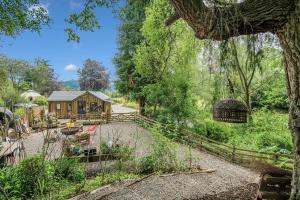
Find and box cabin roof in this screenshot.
[48,91,110,102]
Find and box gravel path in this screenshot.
[70,123,259,200]
[111,104,136,113]
[21,122,259,199]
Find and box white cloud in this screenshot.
[64,64,78,72]
[69,0,82,10]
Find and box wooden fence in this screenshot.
[72,112,137,124]
[34,111,295,170]
[133,114,294,170]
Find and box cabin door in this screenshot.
[77,101,86,114]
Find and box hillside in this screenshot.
[61,79,80,90]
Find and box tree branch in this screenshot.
[165,12,181,26]
[169,0,294,40]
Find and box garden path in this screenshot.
[69,122,259,200]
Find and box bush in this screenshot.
[100,143,134,161]
[0,167,20,199]
[33,96,48,106]
[138,125,181,174]
[193,119,232,143]
[52,158,85,182]
[14,107,25,118]
[16,156,54,198]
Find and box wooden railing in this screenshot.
[134,114,294,170]
[39,112,296,170]
[72,112,137,124]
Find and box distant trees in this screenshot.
[0,55,61,108]
[78,59,109,91]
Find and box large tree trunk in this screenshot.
[277,1,300,199]
[138,96,146,116]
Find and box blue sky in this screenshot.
[0,0,121,81]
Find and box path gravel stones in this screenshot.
[111,104,136,113]
[69,123,259,200]
[21,121,260,200]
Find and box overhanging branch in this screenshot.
[165,12,180,26]
[169,0,294,40]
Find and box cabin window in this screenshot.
[67,103,72,112]
[90,102,98,112]
[56,103,61,110]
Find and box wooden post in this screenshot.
[200,136,203,150]
[232,145,236,163]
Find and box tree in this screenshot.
[167,0,300,198]
[220,35,263,115]
[0,55,31,89]
[114,0,150,114]
[0,0,50,37]
[27,59,61,95]
[134,0,199,124]
[78,59,109,91]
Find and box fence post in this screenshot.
[232,145,236,163]
[200,136,203,150]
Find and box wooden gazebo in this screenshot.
[213,99,248,123]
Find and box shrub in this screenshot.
[100,143,134,161]
[193,119,232,143]
[138,125,181,174]
[33,96,48,106]
[14,107,25,118]
[52,158,85,182]
[16,156,54,198]
[0,167,20,199]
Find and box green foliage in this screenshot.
[0,0,50,37]
[138,125,181,174]
[193,109,292,154]
[0,84,26,109]
[30,58,61,95]
[0,56,61,96]
[0,167,20,199]
[16,156,54,198]
[14,108,25,118]
[83,171,139,191]
[251,48,288,110]
[65,0,118,42]
[194,119,232,143]
[114,0,150,102]
[33,96,48,106]
[53,171,139,200]
[230,109,292,153]
[100,142,134,162]
[132,0,200,123]
[52,158,85,182]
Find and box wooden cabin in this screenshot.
[48,91,112,119]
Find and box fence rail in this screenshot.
[134,114,294,170]
[70,112,137,124]
[5,112,293,170]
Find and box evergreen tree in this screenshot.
[114,0,150,114]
